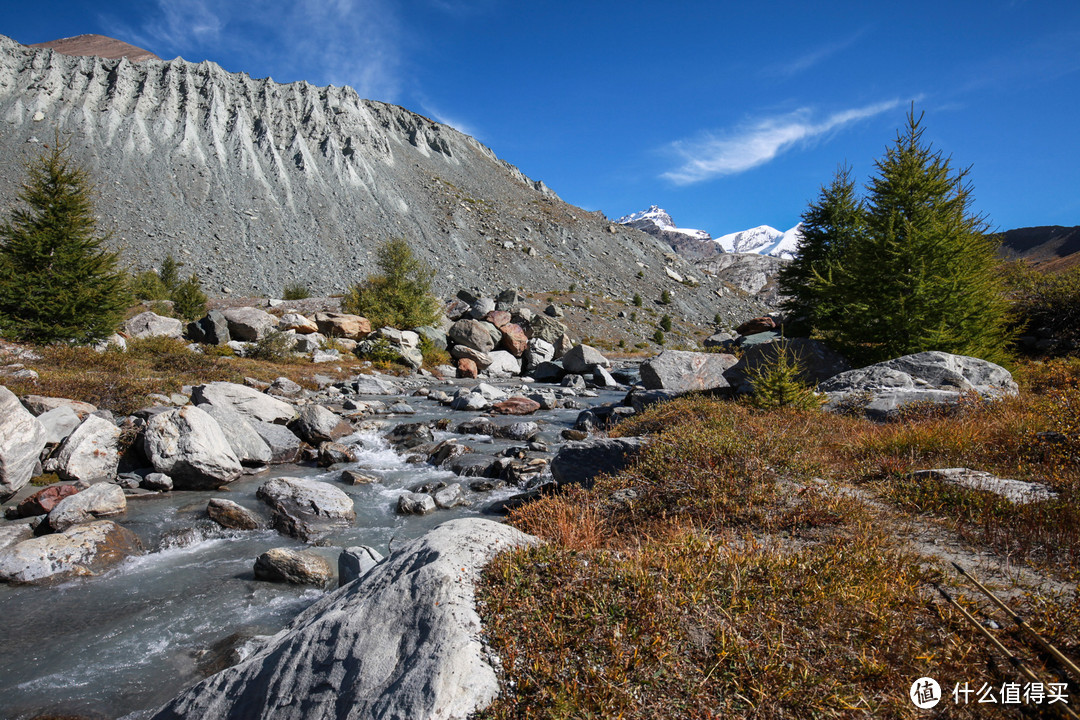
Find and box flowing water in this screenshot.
[0,383,624,719]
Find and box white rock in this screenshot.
[143,406,243,489]
[0,520,141,584]
[48,482,127,531]
[191,382,297,424]
[123,311,184,339]
[0,386,47,501]
[55,414,121,482]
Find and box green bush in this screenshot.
[660,290,671,305]
[0,135,130,342]
[1006,262,1080,355]
[247,330,296,362]
[632,293,642,307]
[660,314,672,332]
[341,238,440,329]
[419,334,451,367]
[356,337,402,364]
[747,342,823,411]
[171,274,208,321]
[129,270,170,301]
[652,329,665,345]
[283,282,311,301]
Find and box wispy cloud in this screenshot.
[101,0,402,101]
[762,27,869,78]
[661,99,904,185]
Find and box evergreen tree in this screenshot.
[0,137,129,342]
[342,238,441,329]
[782,109,1012,365]
[171,273,208,321]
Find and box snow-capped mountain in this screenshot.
[715,223,803,259]
[615,206,719,260]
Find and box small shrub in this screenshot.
[129,270,170,301]
[283,282,311,301]
[148,300,174,317]
[419,335,451,368]
[632,293,642,307]
[713,312,723,326]
[636,270,644,279]
[652,329,665,345]
[158,255,181,293]
[356,337,402,364]
[629,311,637,322]
[170,273,208,321]
[247,330,296,362]
[660,289,671,304]
[569,282,577,293]
[659,314,672,332]
[747,342,823,411]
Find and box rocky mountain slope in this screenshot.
[0,35,766,326]
[997,225,1080,272]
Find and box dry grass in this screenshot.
[478,361,1080,719]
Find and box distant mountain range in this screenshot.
[997,225,1080,272]
[616,206,802,259]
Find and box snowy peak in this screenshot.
[716,223,803,259]
[616,205,711,241]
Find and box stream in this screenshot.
[0,380,627,719]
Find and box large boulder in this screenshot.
[526,313,569,345]
[278,313,319,334]
[20,395,97,418]
[338,546,384,586]
[314,312,371,340]
[256,477,356,542]
[206,498,263,530]
[143,406,243,489]
[55,414,121,482]
[562,344,611,374]
[221,307,278,342]
[448,319,496,353]
[186,310,231,345]
[819,351,1019,420]
[0,386,47,501]
[254,548,334,586]
[191,382,298,424]
[0,520,141,584]
[250,421,302,464]
[47,482,127,532]
[640,350,738,394]
[35,405,83,446]
[150,519,535,720]
[498,323,529,357]
[551,437,647,489]
[198,404,273,466]
[289,405,352,445]
[123,311,184,339]
[483,350,522,378]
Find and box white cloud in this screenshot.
[762,27,869,78]
[661,99,903,185]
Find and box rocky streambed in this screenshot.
[0,369,636,720]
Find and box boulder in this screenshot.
[254,548,334,586]
[553,333,574,359]
[491,396,541,415]
[501,421,540,441]
[819,351,1020,420]
[910,468,1056,505]
[47,482,127,532]
[352,375,402,396]
[414,324,449,351]
[592,366,618,388]
[341,470,378,485]
[207,498,263,530]
[318,442,359,467]
[456,358,479,379]
[449,344,492,368]
[551,437,647,489]
[289,405,352,444]
[143,406,243,490]
[221,307,278,342]
[448,319,496,353]
[314,312,371,340]
[626,388,681,414]
[484,350,521,378]
[338,546,383,586]
[256,477,356,542]
[433,483,466,509]
[444,298,471,320]
[141,473,173,492]
[734,316,777,336]
[278,313,318,334]
[36,405,82,446]
[191,382,298,424]
[640,350,738,394]
[55,414,121,482]
[123,311,184,339]
[562,344,612,374]
[530,360,566,383]
[485,310,512,329]
[186,310,231,345]
[527,313,568,345]
[0,520,141,584]
[0,386,48,501]
[149,521,536,720]
[199,404,274,466]
[449,454,499,477]
[396,491,437,515]
[469,298,496,320]
[20,395,97,418]
[498,323,529,357]
[268,377,303,397]
[11,483,81,518]
[523,337,555,372]
[250,421,302,464]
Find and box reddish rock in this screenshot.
[457,358,479,379]
[485,310,512,329]
[14,484,80,518]
[491,396,542,415]
[499,323,528,357]
[735,316,777,336]
[314,312,372,340]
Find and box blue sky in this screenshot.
[2,0,1078,236]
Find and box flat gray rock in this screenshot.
[151,519,536,720]
[191,382,298,424]
[123,311,183,339]
[256,477,355,541]
[289,404,352,444]
[561,344,611,374]
[911,468,1057,504]
[639,350,738,394]
[221,307,278,342]
[551,437,647,490]
[199,404,274,466]
[55,414,121,482]
[0,520,141,584]
[251,421,302,464]
[35,405,82,446]
[48,482,126,532]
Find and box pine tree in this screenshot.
[342,238,441,329]
[782,109,1012,365]
[0,137,129,342]
[171,273,208,321]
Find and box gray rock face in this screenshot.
[640,350,738,394]
[186,310,231,345]
[483,350,521,378]
[551,437,647,489]
[143,406,243,489]
[198,404,273,466]
[251,421,302,463]
[123,311,184,339]
[151,519,535,720]
[0,520,141,584]
[695,252,789,302]
[221,307,278,342]
[35,405,82,446]
[256,477,356,542]
[254,548,334,586]
[338,545,383,586]
[289,405,352,444]
[562,344,611,374]
[0,386,47,501]
[191,382,298,424]
[20,395,97,418]
[207,498,263,530]
[819,351,1020,420]
[526,313,569,345]
[47,482,127,532]
[55,414,121,482]
[397,491,437,515]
